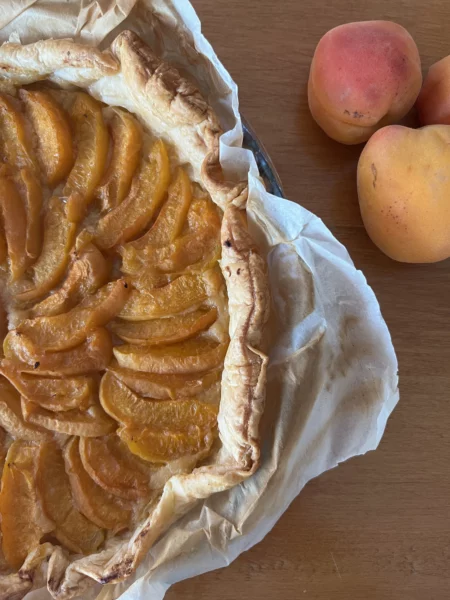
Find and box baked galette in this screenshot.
[0,30,269,599]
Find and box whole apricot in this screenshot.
[357,125,450,263]
[308,21,422,144]
[416,56,450,126]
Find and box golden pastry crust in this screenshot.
[0,39,118,92]
[219,206,270,470]
[0,30,269,599]
[110,31,248,209]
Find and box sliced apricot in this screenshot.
[184,243,222,276]
[0,363,95,411]
[96,108,142,211]
[0,93,37,172]
[0,377,49,441]
[119,266,223,321]
[94,139,170,249]
[21,398,115,437]
[135,167,191,246]
[54,510,105,555]
[113,338,228,374]
[14,196,76,302]
[4,328,113,376]
[100,372,218,430]
[63,93,109,222]
[14,279,129,352]
[0,175,27,280]
[13,168,43,261]
[19,89,74,186]
[0,441,52,570]
[121,168,192,274]
[37,442,71,526]
[131,240,221,293]
[63,437,131,531]
[79,435,151,500]
[31,243,109,318]
[111,307,217,346]
[124,186,220,275]
[108,362,221,400]
[36,441,104,555]
[153,192,223,274]
[186,194,221,230]
[119,425,216,464]
[138,229,220,274]
[132,270,174,293]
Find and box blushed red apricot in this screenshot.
[308,21,422,144]
[416,56,450,126]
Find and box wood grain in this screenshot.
[168,2,450,599]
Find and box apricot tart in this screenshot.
[0,31,269,599]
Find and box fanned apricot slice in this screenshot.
[36,442,104,555]
[100,372,218,429]
[138,228,220,274]
[14,168,43,260]
[131,240,221,294]
[132,270,175,293]
[79,435,151,500]
[21,398,115,437]
[96,109,142,211]
[124,185,220,276]
[63,438,131,531]
[155,192,222,274]
[187,193,221,228]
[119,426,216,464]
[113,338,228,375]
[133,167,191,247]
[108,362,221,400]
[100,373,218,463]
[19,89,74,187]
[0,175,27,281]
[121,168,192,274]
[111,307,217,346]
[0,93,37,172]
[4,328,113,376]
[15,196,76,302]
[94,139,170,249]
[14,279,129,352]
[183,241,222,276]
[31,243,109,318]
[119,266,223,321]
[0,363,94,411]
[63,93,109,222]
[0,377,49,441]
[0,441,52,570]
[36,442,70,527]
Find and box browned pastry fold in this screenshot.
[0,39,118,90]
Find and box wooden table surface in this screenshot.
[168,2,450,599]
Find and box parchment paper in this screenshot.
[0,2,399,599]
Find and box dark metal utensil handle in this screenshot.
[242,117,284,199]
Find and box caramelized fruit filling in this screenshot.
[0,86,228,570]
